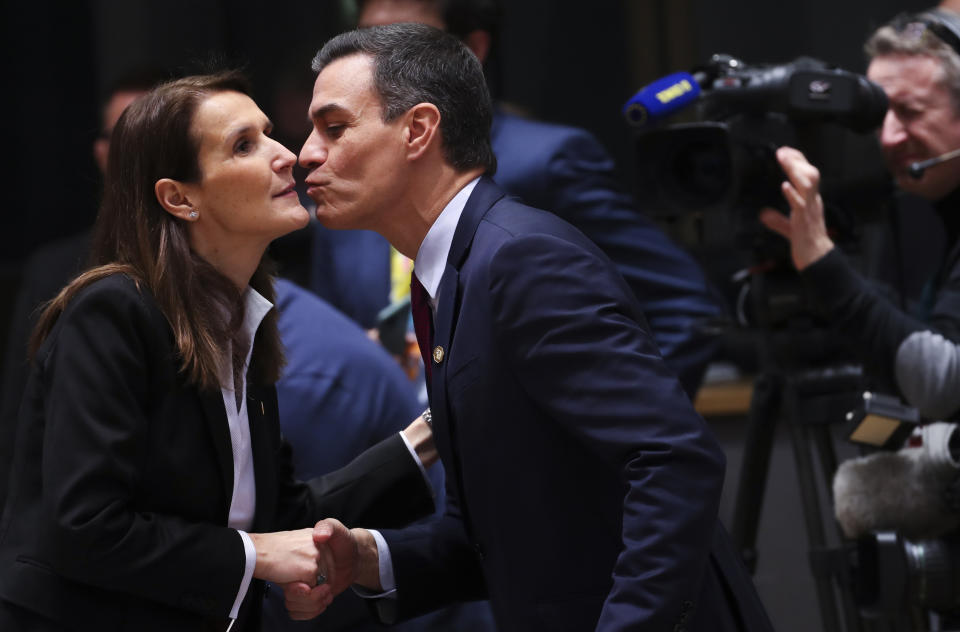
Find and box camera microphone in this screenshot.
[622,71,704,129]
[908,147,960,179]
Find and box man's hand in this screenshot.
[759,145,836,271]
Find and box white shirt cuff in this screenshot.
[231,530,257,619]
[351,529,397,598]
[398,430,434,496]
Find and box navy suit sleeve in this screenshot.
[487,232,726,630]
[493,121,721,396]
[377,471,487,621]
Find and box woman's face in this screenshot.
[184,91,309,251]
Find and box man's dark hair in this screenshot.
[312,22,496,174]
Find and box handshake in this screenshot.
[251,518,372,620]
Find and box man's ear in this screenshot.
[155,179,198,220]
[404,103,442,162]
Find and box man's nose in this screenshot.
[299,129,326,169]
[879,111,907,149]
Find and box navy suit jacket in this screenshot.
[263,279,480,632]
[309,110,720,397]
[379,178,771,631]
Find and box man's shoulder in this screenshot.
[490,110,617,209]
[474,196,602,258]
[493,109,598,147]
[274,278,405,377]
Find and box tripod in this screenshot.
[729,360,867,632]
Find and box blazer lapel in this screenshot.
[247,385,278,532]
[429,176,503,420]
[427,177,505,535]
[447,176,505,270]
[430,263,458,457]
[198,390,234,521]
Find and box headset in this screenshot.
[890,8,960,56]
[887,9,960,178]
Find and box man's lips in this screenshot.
[305,181,328,196]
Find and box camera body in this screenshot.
[632,54,889,241]
[631,55,893,332]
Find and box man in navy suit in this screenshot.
[286,23,772,631]
[309,0,721,398]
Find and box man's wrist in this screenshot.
[353,528,384,590]
[796,239,834,271]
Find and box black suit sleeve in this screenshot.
[274,432,435,530]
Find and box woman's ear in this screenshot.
[404,103,441,162]
[155,179,198,221]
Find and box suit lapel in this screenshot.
[430,263,459,473]
[247,385,277,532]
[431,176,504,429]
[447,176,505,269]
[428,177,505,534]
[198,390,234,521]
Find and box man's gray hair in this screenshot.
[866,12,960,113]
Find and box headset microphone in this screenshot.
[908,148,960,179]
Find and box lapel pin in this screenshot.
[433,345,445,364]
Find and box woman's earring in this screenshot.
[188,210,199,219]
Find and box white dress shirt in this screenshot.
[219,287,273,620]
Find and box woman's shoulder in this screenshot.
[69,272,150,308]
[59,271,164,333]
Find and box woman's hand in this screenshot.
[248,528,328,586]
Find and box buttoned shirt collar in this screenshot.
[413,177,480,300]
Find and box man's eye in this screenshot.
[326,125,345,138]
[897,106,922,120]
[235,139,254,154]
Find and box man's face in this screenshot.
[299,54,409,229]
[358,0,445,29]
[868,53,960,200]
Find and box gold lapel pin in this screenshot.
[432,345,445,364]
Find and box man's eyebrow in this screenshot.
[310,103,348,120]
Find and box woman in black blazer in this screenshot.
[0,71,434,632]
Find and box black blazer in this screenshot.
[0,274,433,632]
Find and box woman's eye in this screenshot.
[235,139,254,154]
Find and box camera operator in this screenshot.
[761,9,960,399]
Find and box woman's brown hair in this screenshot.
[30,71,284,389]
